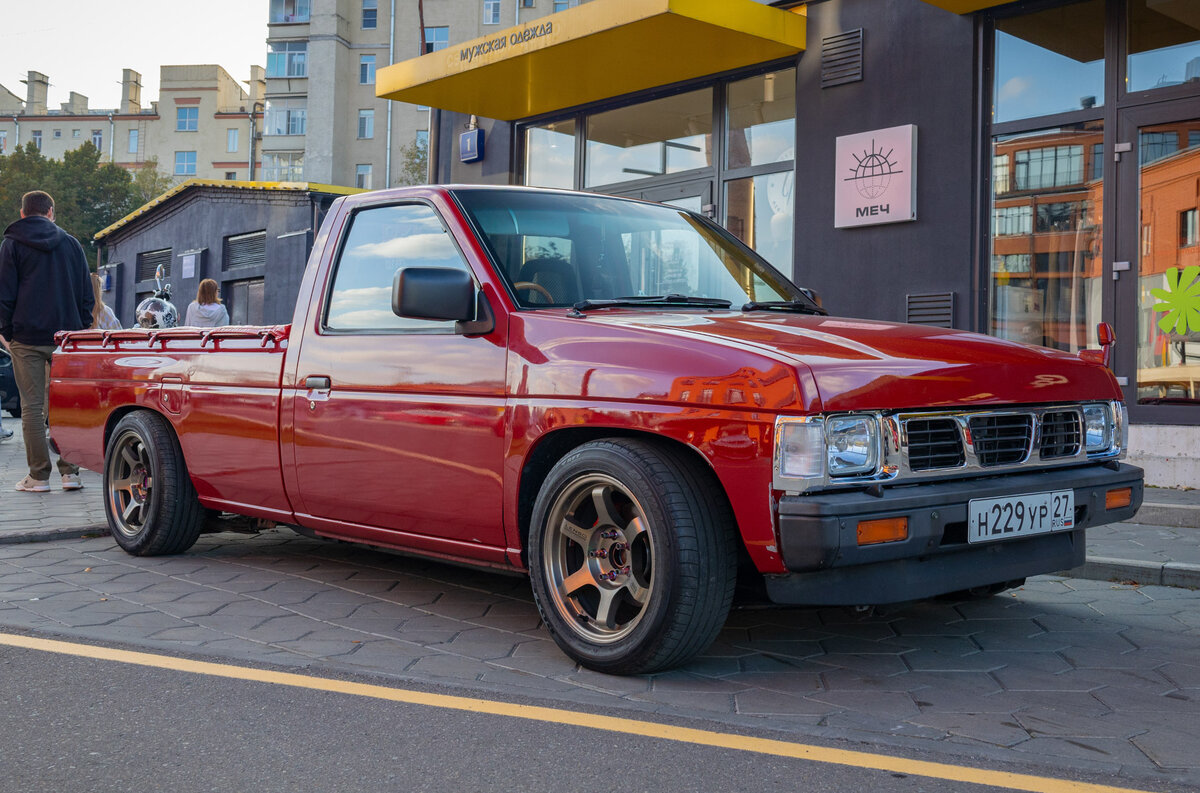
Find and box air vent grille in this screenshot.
[906,418,964,471]
[821,29,864,89]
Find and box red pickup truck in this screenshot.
[50,185,1143,674]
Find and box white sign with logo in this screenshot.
[834,124,917,228]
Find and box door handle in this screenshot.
[304,375,331,409]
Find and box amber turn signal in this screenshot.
[857,517,909,546]
[1105,487,1132,510]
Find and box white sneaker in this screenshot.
[0,427,13,442]
[61,473,83,491]
[15,476,50,493]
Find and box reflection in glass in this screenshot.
[1127,0,1200,93]
[726,69,796,169]
[524,120,576,189]
[993,0,1104,124]
[988,123,1103,352]
[1135,120,1200,406]
[585,89,712,187]
[326,205,468,331]
[725,173,794,273]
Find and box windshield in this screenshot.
[452,190,805,310]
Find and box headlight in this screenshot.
[776,419,824,480]
[826,415,878,476]
[1082,403,1113,453]
[1114,400,1128,458]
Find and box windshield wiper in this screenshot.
[741,300,826,315]
[571,294,733,313]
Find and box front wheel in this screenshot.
[104,411,203,556]
[528,439,737,674]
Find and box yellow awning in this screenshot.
[376,0,806,121]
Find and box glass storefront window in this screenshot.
[725,173,793,273]
[1127,0,1200,94]
[1135,119,1200,406]
[585,88,712,188]
[993,0,1105,124]
[989,123,1104,351]
[524,120,576,189]
[726,69,796,169]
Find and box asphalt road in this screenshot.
[0,639,1146,793]
[1,531,1198,792]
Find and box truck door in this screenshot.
[288,200,508,558]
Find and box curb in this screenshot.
[1133,502,1200,530]
[1063,557,1200,589]
[0,524,110,546]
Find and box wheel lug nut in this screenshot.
[589,549,607,558]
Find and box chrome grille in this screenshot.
[906,418,964,471]
[1039,411,1081,459]
[969,414,1032,466]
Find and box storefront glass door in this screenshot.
[1115,105,1200,417]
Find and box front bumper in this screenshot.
[765,462,1143,606]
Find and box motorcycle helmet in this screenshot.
[135,297,179,329]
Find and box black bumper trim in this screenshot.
[768,462,1142,605]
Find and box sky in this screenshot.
[0,1,268,110]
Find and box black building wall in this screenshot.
[99,188,337,327]
[431,0,979,329]
[795,0,978,328]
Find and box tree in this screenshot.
[395,137,428,187]
[131,158,175,205]
[0,141,136,268]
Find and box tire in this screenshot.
[528,439,737,674]
[103,411,204,556]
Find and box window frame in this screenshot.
[358,109,375,140]
[320,200,479,336]
[483,0,501,24]
[128,128,139,154]
[176,106,199,132]
[359,55,377,85]
[174,151,197,176]
[362,0,378,29]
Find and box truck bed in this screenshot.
[51,325,294,521]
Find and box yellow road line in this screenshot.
[0,631,1159,793]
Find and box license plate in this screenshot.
[968,490,1074,544]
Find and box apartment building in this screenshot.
[0,66,265,182]
[263,0,587,188]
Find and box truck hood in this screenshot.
[577,310,1122,412]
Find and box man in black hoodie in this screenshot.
[0,190,93,492]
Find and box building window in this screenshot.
[360,55,376,84]
[227,128,239,153]
[262,151,304,181]
[423,26,449,54]
[225,278,266,325]
[73,129,81,138]
[1183,209,1199,248]
[483,0,500,24]
[585,88,712,187]
[362,0,377,29]
[1013,145,1084,191]
[91,130,102,149]
[1140,131,1179,165]
[416,129,429,148]
[265,99,307,136]
[177,106,199,132]
[524,120,576,190]
[522,0,534,6]
[174,151,197,175]
[128,129,139,154]
[992,205,1032,236]
[0,131,6,154]
[225,171,237,180]
[355,164,373,189]
[53,129,62,139]
[267,41,307,78]
[553,0,577,11]
[269,0,310,23]
[31,130,41,150]
[1091,142,1104,183]
[358,109,374,139]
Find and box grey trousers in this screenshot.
[9,341,79,481]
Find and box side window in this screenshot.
[325,204,471,332]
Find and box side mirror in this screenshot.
[392,267,494,335]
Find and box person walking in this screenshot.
[90,273,122,330]
[0,190,94,492]
[184,278,230,328]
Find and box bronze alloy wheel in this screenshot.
[106,428,155,538]
[541,473,655,645]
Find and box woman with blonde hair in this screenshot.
[185,278,230,327]
[90,273,122,330]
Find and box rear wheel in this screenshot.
[528,439,737,674]
[104,411,203,556]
